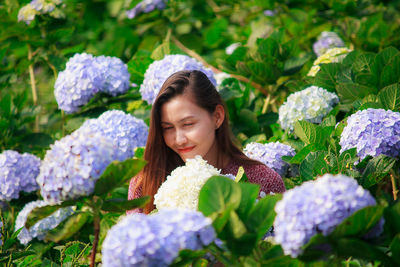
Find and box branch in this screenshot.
[171,36,270,96]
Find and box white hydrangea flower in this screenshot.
[214,72,231,90]
[307,47,352,77]
[225,43,241,55]
[154,156,221,210]
[278,86,339,131]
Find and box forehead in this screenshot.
[160,94,210,123]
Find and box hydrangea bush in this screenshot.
[0,150,40,201]
[307,47,352,76]
[274,174,383,257]
[36,128,116,204]
[18,0,64,25]
[244,142,296,177]
[102,209,216,267]
[55,53,130,113]
[278,86,339,131]
[78,110,148,161]
[339,108,400,160]
[126,0,168,19]
[139,54,216,104]
[154,156,221,210]
[14,200,74,245]
[313,31,345,57]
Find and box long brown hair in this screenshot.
[136,70,260,213]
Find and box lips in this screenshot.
[177,146,195,153]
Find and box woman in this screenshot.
[128,70,285,214]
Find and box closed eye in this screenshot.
[183,123,194,127]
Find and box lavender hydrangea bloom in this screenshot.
[95,56,131,96]
[278,86,339,131]
[274,174,383,257]
[36,128,116,204]
[102,209,216,267]
[0,150,40,201]
[78,110,148,161]
[126,0,167,19]
[313,32,345,57]
[339,108,400,160]
[55,53,104,113]
[244,142,296,177]
[15,200,74,245]
[140,55,216,104]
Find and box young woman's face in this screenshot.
[160,94,224,164]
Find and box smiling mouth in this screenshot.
[177,146,195,153]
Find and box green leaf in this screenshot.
[380,53,400,88]
[331,206,384,238]
[226,210,247,239]
[283,54,311,75]
[390,234,400,264]
[299,151,329,180]
[0,93,11,118]
[289,144,317,164]
[45,212,90,243]
[150,42,183,61]
[94,158,147,196]
[257,38,280,58]
[336,83,377,103]
[235,166,249,183]
[101,197,150,212]
[134,147,145,160]
[360,155,397,188]
[294,120,317,145]
[236,182,259,220]
[299,234,330,262]
[384,201,400,238]
[0,251,36,263]
[313,63,342,92]
[204,18,228,47]
[378,83,400,111]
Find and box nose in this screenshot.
[175,129,187,146]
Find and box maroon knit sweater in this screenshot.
[127,160,285,214]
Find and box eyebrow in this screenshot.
[161,116,195,124]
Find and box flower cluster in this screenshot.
[0,150,40,201]
[140,54,216,104]
[313,31,345,57]
[244,142,296,177]
[36,128,116,204]
[126,0,168,19]
[274,174,383,257]
[102,209,216,267]
[278,86,339,131]
[55,53,130,113]
[78,110,148,161]
[339,108,400,160]
[154,156,221,210]
[307,47,352,76]
[18,0,64,25]
[15,200,74,245]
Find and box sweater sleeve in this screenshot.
[126,175,144,214]
[243,164,286,195]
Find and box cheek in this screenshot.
[162,131,174,147]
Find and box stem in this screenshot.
[27,44,39,132]
[90,214,100,267]
[171,36,270,96]
[261,94,271,114]
[390,172,398,201]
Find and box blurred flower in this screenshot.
[15,200,74,245]
[78,110,148,161]
[339,108,400,160]
[140,55,216,104]
[102,209,216,266]
[313,31,345,57]
[225,42,241,55]
[55,53,132,113]
[36,128,116,204]
[263,10,275,16]
[95,56,131,96]
[307,47,351,76]
[154,156,221,210]
[278,86,339,131]
[0,150,40,201]
[244,142,296,177]
[126,0,168,19]
[274,174,383,257]
[214,71,231,90]
[18,0,64,24]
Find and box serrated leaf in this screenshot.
[336,83,377,103]
[380,53,400,88]
[45,212,90,243]
[294,121,317,145]
[360,155,397,188]
[299,151,329,180]
[378,83,400,111]
[313,63,342,92]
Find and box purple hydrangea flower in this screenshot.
[274,174,383,257]
[95,56,131,96]
[339,108,400,160]
[36,128,116,204]
[244,142,296,177]
[0,150,40,201]
[15,200,74,245]
[102,209,216,267]
[263,10,275,16]
[126,0,168,19]
[313,31,345,57]
[0,221,3,246]
[140,55,216,104]
[78,110,148,161]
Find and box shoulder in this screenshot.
[128,174,143,200]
